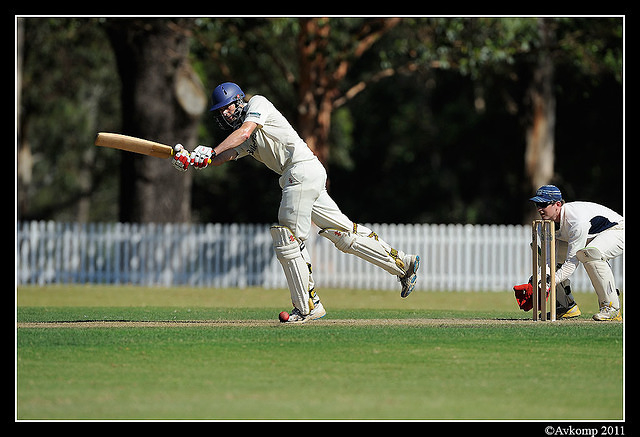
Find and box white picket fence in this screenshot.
[16,221,624,292]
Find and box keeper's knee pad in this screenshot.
[576,247,604,263]
[576,247,619,308]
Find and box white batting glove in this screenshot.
[172,144,191,172]
[191,145,214,170]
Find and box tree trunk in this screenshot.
[16,18,31,218]
[525,18,556,206]
[104,18,206,223]
[296,18,333,165]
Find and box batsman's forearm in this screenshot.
[212,121,257,156]
[210,148,238,166]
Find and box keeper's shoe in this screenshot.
[400,255,420,298]
[284,302,327,324]
[560,304,581,319]
[542,305,581,320]
[593,303,622,321]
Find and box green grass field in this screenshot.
[16,286,624,421]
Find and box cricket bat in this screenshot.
[95,132,212,165]
[95,133,175,159]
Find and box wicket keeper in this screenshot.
[514,185,624,321]
[172,82,420,323]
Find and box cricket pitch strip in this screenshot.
[17,317,613,328]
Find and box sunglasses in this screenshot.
[535,201,555,209]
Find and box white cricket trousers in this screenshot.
[277,157,407,293]
[587,220,624,306]
[587,220,624,261]
[277,157,356,241]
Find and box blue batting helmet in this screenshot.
[209,82,246,130]
[209,82,245,111]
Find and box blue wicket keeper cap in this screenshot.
[529,185,563,203]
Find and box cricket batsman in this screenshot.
[514,185,624,321]
[172,82,420,323]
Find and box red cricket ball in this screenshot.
[279,311,289,322]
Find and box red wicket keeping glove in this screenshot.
[513,282,533,311]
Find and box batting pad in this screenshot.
[271,225,311,315]
[319,228,405,276]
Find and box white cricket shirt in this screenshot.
[234,95,316,175]
[554,201,623,283]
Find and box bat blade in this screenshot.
[94,133,174,159]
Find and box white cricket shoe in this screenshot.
[310,302,326,320]
[285,308,309,324]
[284,302,327,324]
[400,255,420,298]
[593,303,622,321]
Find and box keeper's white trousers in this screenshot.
[583,221,624,308]
[587,220,624,261]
